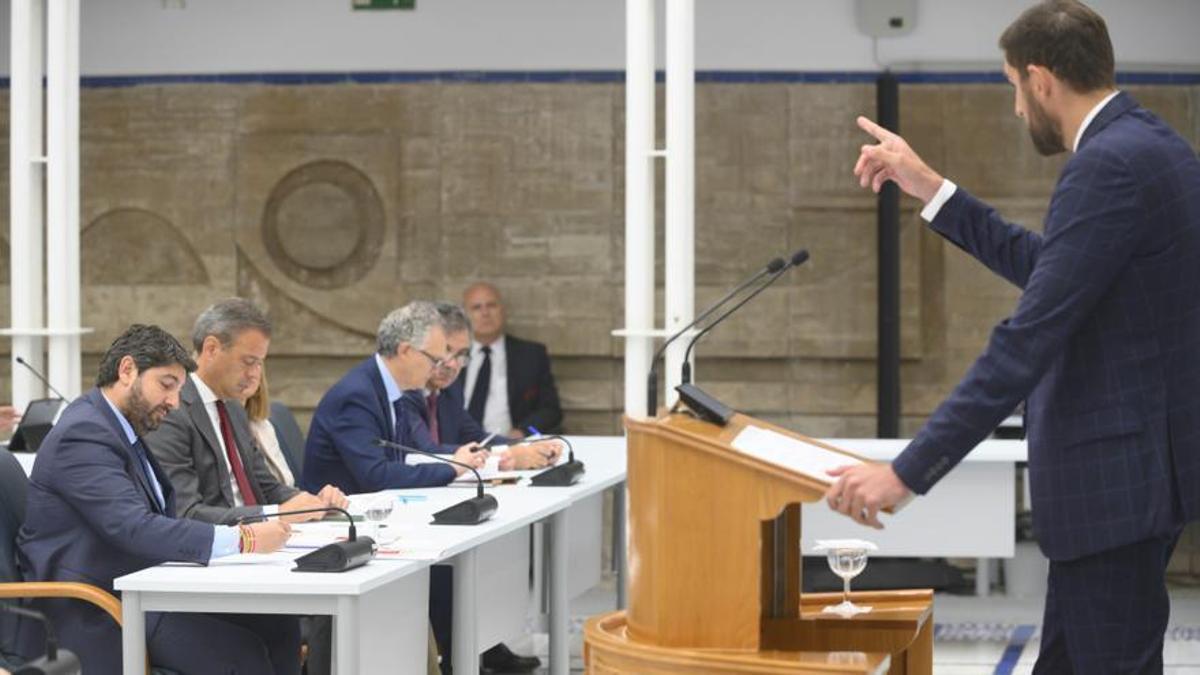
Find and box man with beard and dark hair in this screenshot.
[827,1,1200,672]
[17,324,301,675]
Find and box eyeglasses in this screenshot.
[416,348,448,369]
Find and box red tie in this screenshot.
[215,400,257,507]
[426,392,440,445]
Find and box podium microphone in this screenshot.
[374,439,498,525]
[15,356,69,401]
[503,434,584,487]
[677,249,810,425]
[238,506,375,573]
[646,255,786,417]
[0,602,81,675]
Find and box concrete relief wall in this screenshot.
[0,80,1197,439]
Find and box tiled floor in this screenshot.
[500,577,1200,674]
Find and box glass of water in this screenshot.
[363,497,394,541]
[813,539,878,617]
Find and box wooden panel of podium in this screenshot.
[584,412,933,674]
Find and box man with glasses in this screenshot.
[401,302,563,471]
[402,303,561,674]
[301,301,489,494]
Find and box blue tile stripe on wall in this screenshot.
[0,70,1198,89]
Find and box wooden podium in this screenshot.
[584,412,933,674]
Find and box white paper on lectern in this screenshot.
[730,425,863,484]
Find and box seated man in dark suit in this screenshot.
[301,301,489,495]
[146,298,347,525]
[17,324,298,675]
[402,302,563,471]
[403,303,563,673]
[457,283,563,438]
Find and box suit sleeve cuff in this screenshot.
[919,179,957,222]
[209,525,242,561]
[891,434,956,496]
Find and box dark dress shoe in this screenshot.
[481,642,541,673]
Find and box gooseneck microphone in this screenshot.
[646,256,787,417]
[238,506,375,573]
[15,356,69,400]
[675,249,810,426]
[503,434,585,487]
[680,249,810,385]
[374,439,499,525]
[1,602,81,674]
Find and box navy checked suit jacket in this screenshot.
[892,93,1200,561]
[301,357,456,494]
[16,388,214,665]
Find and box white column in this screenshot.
[623,0,657,419]
[46,0,83,398]
[9,0,47,408]
[663,0,695,406]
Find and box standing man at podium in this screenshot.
[828,1,1200,672]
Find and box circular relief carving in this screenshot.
[261,160,385,289]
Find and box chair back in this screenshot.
[0,449,28,584]
[0,448,30,660]
[268,401,306,478]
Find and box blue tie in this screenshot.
[133,439,165,511]
[392,399,407,446]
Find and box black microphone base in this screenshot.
[676,383,735,426]
[530,460,586,487]
[293,537,377,573]
[15,650,82,675]
[432,494,498,525]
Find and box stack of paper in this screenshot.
[730,425,862,484]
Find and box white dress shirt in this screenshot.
[249,417,295,487]
[921,90,1121,223]
[192,373,277,513]
[463,335,512,435]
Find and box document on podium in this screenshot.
[731,425,862,484]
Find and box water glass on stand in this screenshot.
[364,498,394,542]
[813,539,878,617]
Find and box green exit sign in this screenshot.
[353,0,414,9]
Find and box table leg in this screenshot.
[976,558,990,597]
[121,590,144,675]
[549,508,569,675]
[452,548,479,674]
[358,566,429,675]
[335,596,358,675]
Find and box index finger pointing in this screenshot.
[857,115,895,142]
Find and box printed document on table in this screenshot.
[731,425,862,484]
[451,455,523,483]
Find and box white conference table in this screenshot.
[115,553,431,675]
[377,438,627,675]
[107,437,627,675]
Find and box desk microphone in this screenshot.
[374,439,498,525]
[646,255,786,417]
[238,506,376,573]
[676,249,810,425]
[0,602,81,674]
[504,434,584,487]
[15,356,69,400]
